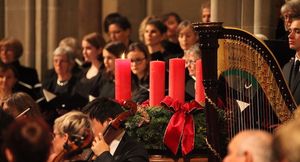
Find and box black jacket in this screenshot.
[94,133,149,162]
[283,58,300,105]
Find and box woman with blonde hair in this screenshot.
[177,20,199,60]
[49,111,93,161]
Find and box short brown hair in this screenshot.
[4,117,52,162]
[82,32,106,49]
[0,37,23,60]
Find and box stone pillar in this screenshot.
[120,0,146,41]
[102,0,118,40]
[254,0,272,38]
[24,0,35,67]
[210,0,219,22]
[102,0,146,41]
[79,0,101,39]
[0,0,4,38]
[146,0,162,16]
[35,0,48,80]
[211,0,241,27]
[47,0,58,68]
[5,0,28,66]
[241,0,254,33]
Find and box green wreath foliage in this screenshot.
[125,106,208,152]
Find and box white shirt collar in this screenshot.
[109,131,125,155]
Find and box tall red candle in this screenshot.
[115,58,131,101]
[196,59,205,103]
[169,58,185,103]
[150,61,165,106]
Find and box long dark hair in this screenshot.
[127,42,150,79]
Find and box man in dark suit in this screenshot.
[82,97,149,162]
[283,17,300,105]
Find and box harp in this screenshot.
[193,22,297,161]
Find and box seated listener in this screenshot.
[126,42,150,103]
[59,36,84,69]
[143,18,171,62]
[272,117,300,162]
[283,17,300,105]
[0,109,14,162]
[91,41,126,99]
[44,37,84,80]
[3,92,42,119]
[184,45,202,101]
[3,117,52,162]
[48,111,93,162]
[200,1,211,23]
[105,14,132,48]
[223,130,273,162]
[76,32,106,101]
[0,37,40,99]
[42,46,87,113]
[161,12,183,57]
[177,20,199,60]
[82,97,149,162]
[0,64,21,106]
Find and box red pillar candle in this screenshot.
[115,58,131,101]
[169,58,185,103]
[196,59,205,103]
[150,61,165,106]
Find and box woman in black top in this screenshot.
[126,42,150,103]
[0,38,39,99]
[91,41,126,99]
[184,45,202,101]
[143,19,172,62]
[76,32,106,101]
[42,46,87,124]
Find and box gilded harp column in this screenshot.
[194,22,223,162]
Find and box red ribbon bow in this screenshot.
[161,96,203,155]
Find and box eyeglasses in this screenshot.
[130,57,145,65]
[185,60,197,66]
[281,13,296,21]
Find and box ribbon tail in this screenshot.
[163,112,185,155]
[181,115,195,155]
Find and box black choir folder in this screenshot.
[41,89,87,110]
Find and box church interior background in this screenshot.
[0,0,284,80]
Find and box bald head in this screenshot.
[223,130,273,162]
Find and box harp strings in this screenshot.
[222,36,277,138]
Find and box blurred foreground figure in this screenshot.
[223,130,273,162]
[3,117,52,162]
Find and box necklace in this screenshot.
[57,79,69,86]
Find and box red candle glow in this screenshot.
[150,61,165,106]
[115,58,131,101]
[195,59,205,103]
[169,58,185,103]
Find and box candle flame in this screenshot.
[121,52,125,59]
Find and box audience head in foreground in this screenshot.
[223,130,273,162]
[3,117,52,162]
[273,119,300,162]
